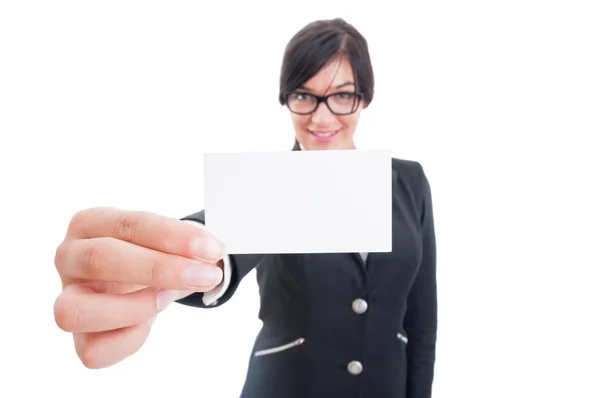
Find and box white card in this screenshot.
[203,149,392,254]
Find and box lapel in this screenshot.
[352,253,367,269]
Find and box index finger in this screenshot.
[66,207,224,262]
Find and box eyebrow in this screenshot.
[299,81,355,91]
[333,81,355,89]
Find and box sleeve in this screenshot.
[175,210,266,309]
[404,163,438,398]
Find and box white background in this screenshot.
[1,1,599,397]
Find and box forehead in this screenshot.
[302,56,355,93]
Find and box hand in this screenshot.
[53,207,225,368]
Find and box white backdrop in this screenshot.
[1,1,599,397]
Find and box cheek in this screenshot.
[291,115,308,131]
[340,115,359,133]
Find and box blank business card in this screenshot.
[203,149,392,254]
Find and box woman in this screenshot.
[53,18,437,398]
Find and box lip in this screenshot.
[308,128,341,143]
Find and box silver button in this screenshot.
[352,298,368,314]
[347,360,363,375]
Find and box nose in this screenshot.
[311,101,336,125]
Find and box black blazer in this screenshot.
[177,144,437,398]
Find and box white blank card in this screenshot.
[203,149,392,254]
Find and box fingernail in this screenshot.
[192,236,224,261]
[156,289,178,312]
[183,264,223,287]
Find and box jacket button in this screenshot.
[352,298,368,314]
[347,360,363,375]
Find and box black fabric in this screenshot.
[292,139,301,151]
[177,151,437,398]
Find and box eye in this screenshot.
[334,92,353,100]
[291,93,311,101]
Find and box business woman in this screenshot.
[53,18,437,398]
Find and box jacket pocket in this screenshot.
[397,332,408,344]
[254,337,305,357]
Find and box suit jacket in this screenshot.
[177,143,437,398]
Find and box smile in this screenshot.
[309,129,341,141]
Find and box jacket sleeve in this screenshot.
[175,210,266,309]
[404,163,438,398]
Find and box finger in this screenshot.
[54,285,179,333]
[80,281,148,295]
[57,237,224,290]
[66,207,225,262]
[73,322,153,369]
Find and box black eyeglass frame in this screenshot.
[283,91,364,115]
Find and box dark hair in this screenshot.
[278,18,375,107]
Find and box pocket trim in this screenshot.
[254,337,305,357]
[397,332,408,344]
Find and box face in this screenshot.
[288,56,367,150]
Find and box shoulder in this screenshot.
[392,157,424,179]
[391,156,433,212]
[391,157,434,228]
[391,157,428,192]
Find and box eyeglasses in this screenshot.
[284,91,364,115]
